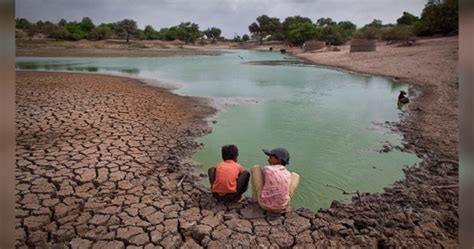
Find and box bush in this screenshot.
[90,25,113,40]
[48,25,70,40]
[317,25,346,45]
[381,26,414,42]
[353,27,381,40]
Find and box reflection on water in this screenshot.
[17,61,139,75]
[16,50,420,211]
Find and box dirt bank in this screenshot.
[16,69,458,248]
[16,38,223,57]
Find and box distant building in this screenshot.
[303,40,326,52]
[350,39,377,52]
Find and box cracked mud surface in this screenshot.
[16,71,458,248]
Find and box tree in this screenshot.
[176,22,201,44]
[415,0,458,36]
[158,27,177,40]
[337,21,357,37]
[144,25,159,40]
[248,15,281,44]
[80,17,95,34]
[58,19,67,27]
[203,27,221,42]
[282,16,313,40]
[48,25,70,40]
[353,26,380,40]
[117,19,137,43]
[397,12,419,26]
[38,21,57,37]
[317,25,346,45]
[316,17,336,27]
[233,35,242,42]
[90,24,113,40]
[363,19,383,29]
[65,22,85,40]
[242,34,250,41]
[287,22,319,46]
[16,18,31,29]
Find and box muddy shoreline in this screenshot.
[15,38,458,247]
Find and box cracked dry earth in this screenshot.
[16,71,458,248]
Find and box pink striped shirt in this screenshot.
[260,165,291,210]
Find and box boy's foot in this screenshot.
[237,195,246,203]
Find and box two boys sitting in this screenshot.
[208,145,300,213]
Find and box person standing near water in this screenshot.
[208,145,250,202]
[251,147,300,213]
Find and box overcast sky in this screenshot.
[16,0,427,38]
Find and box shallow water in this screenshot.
[17,49,420,211]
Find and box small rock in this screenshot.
[91,240,125,249]
[191,224,212,241]
[70,238,93,249]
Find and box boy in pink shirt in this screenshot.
[251,147,300,213]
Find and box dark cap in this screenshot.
[263,147,290,165]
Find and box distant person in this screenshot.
[208,145,250,202]
[251,147,300,213]
[398,90,410,104]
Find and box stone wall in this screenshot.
[350,39,376,52]
[303,41,326,52]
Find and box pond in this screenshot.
[17,49,420,211]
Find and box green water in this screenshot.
[17,49,420,211]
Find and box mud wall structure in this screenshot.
[350,39,377,52]
[303,41,326,52]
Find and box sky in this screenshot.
[16,0,427,38]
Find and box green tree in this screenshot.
[117,19,137,43]
[176,22,201,44]
[80,17,95,34]
[353,26,380,40]
[337,21,357,37]
[203,27,222,42]
[242,34,250,41]
[317,25,346,45]
[48,25,70,40]
[58,18,67,27]
[38,21,57,36]
[415,0,458,36]
[248,15,281,44]
[287,22,319,46]
[282,16,313,40]
[363,19,383,29]
[15,18,31,29]
[316,17,336,27]
[158,27,177,40]
[233,35,242,42]
[65,22,85,40]
[144,25,159,40]
[90,24,113,40]
[397,12,419,25]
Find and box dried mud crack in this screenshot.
[16,71,457,248]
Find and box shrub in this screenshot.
[381,26,414,42]
[353,27,381,40]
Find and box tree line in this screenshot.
[15,17,225,44]
[16,0,457,46]
[248,0,457,46]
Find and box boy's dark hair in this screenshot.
[222,144,239,161]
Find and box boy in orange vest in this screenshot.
[208,144,250,202]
